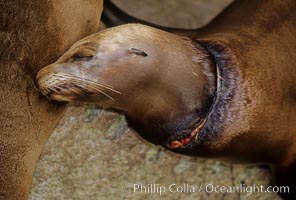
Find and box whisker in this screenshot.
[76,81,115,101]
[48,73,116,101]
[70,86,83,95]
[42,77,62,88]
[77,77,121,94]
[54,73,122,94]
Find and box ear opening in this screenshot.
[130,48,148,57]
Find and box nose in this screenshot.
[34,65,53,95]
[33,74,40,91]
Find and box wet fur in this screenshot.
[36,0,296,199]
[102,2,296,199]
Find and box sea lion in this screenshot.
[0,0,103,199]
[35,0,296,199]
[35,25,217,148]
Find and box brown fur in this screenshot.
[196,1,296,198]
[36,0,296,199]
[0,1,103,199]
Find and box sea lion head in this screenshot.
[36,24,217,150]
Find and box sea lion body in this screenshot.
[36,0,296,198]
[0,0,103,199]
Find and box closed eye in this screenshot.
[72,54,94,61]
[72,47,95,61]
